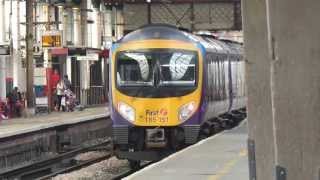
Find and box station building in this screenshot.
[0,0,120,107]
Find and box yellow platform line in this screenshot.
[208,149,248,180]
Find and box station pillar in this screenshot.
[0,57,5,100]
[102,5,113,48]
[79,0,90,106]
[12,0,25,91]
[73,8,81,47]
[92,6,102,49]
[59,6,67,46]
[114,5,124,40]
[243,0,320,179]
[242,0,275,179]
[101,5,112,97]
[0,0,6,100]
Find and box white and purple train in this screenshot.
[108,24,246,167]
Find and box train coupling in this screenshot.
[146,128,167,148]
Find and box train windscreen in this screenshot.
[115,49,198,98]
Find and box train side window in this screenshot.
[222,56,227,100]
[208,55,212,101]
[231,58,238,98]
[218,59,221,99]
[220,57,225,100]
[205,54,211,101]
[224,59,230,100]
[208,58,212,101]
[212,59,216,101]
[209,59,213,101]
[218,55,227,101]
[214,56,219,101]
[210,55,214,101]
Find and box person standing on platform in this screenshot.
[56,79,66,111]
[51,69,60,110]
[63,75,71,90]
[6,87,22,117]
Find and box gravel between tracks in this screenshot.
[52,156,129,180]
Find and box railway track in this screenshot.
[37,153,112,180]
[0,109,247,180]
[111,161,153,180]
[112,108,247,179]
[0,139,112,180]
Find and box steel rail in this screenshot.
[0,139,111,179]
[112,162,154,180]
[36,153,112,180]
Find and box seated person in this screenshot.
[7,87,22,117]
[0,100,9,120]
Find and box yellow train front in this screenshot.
[109,24,245,165]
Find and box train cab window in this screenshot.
[115,49,198,98]
[117,52,154,87]
[159,52,196,86]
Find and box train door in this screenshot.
[227,56,233,112]
[230,56,240,110]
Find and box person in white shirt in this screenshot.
[56,80,66,111]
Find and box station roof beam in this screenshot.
[103,0,241,31]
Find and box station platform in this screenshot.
[0,106,109,139]
[126,121,249,180]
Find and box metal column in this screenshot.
[12,0,24,91]
[101,5,112,96]
[26,0,35,108]
[92,7,102,49]
[0,0,6,100]
[73,8,81,46]
[79,0,89,106]
[102,5,112,48]
[114,5,124,40]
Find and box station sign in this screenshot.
[67,48,100,61]
[0,45,10,55]
[77,53,99,61]
[42,31,62,48]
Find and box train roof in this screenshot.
[118,24,242,55]
[118,24,194,43]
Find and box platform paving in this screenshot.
[0,106,109,138]
[126,121,249,180]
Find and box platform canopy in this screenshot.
[103,0,242,31]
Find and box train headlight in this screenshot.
[118,102,135,122]
[179,102,196,122]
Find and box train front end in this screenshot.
[109,26,204,162]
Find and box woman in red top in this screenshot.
[51,69,60,89]
[51,69,60,110]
